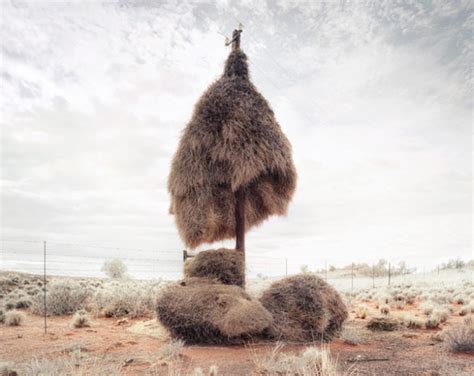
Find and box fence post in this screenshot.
[285,258,288,276]
[388,262,391,287]
[351,262,354,291]
[325,260,328,281]
[43,241,47,335]
[372,263,375,288]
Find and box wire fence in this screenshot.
[1,238,472,292]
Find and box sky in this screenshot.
[0,0,472,275]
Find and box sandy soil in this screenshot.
[1,308,473,375]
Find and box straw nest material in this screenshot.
[156,278,273,344]
[168,49,297,248]
[259,274,348,342]
[184,248,244,286]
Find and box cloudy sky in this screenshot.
[1,0,472,273]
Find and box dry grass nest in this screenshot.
[184,248,244,286]
[259,274,348,342]
[156,278,272,344]
[168,48,296,249]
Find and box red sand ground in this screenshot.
[1,308,472,375]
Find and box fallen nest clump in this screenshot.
[184,248,244,286]
[366,316,399,331]
[259,274,348,342]
[156,278,272,344]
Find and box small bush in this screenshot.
[398,313,423,329]
[158,339,185,360]
[380,305,390,315]
[0,309,5,324]
[0,361,19,376]
[93,282,155,318]
[420,303,434,316]
[5,310,25,326]
[444,322,474,353]
[31,280,90,316]
[425,316,440,329]
[72,309,92,328]
[340,327,364,345]
[355,306,369,319]
[432,308,450,323]
[101,259,127,279]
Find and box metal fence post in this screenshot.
[285,258,288,276]
[388,262,391,287]
[43,240,47,335]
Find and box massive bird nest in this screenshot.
[156,278,272,344]
[168,49,297,248]
[184,248,244,286]
[259,274,348,342]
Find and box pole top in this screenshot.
[225,23,244,50]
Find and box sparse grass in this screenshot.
[72,309,92,328]
[5,310,25,326]
[444,321,474,353]
[420,303,434,316]
[251,343,353,375]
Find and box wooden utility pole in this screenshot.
[235,188,246,254]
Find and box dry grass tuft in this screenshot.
[0,361,18,376]
[252,342,353,376]
[4,310,25,326]
[355,306,369,319]
[158,339,185,360]
[72,309,92,328]
[444,320,474,353]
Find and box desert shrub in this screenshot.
[157,278,272,344]
[158,339,185,360]
[340,327,364,345]
[101,258,127,279]
[380,305,390,315]
[184,248,244,286]
[355,306,369,319]
[420,303,434,316]
[432,308,450,323]
[4,300,16,311]
[72,309,91,328]
[259,274,347,342]
[459,302,474,316]
[0,308,5,324]
[31,280,90,316]
[425,315,440,329]
[444,322,474,353]
[0,361,18,376]
[93,282,156,318]
[398,313,423,329]
[5,310,25,326]
[252,343,344,376]
[367,316,399,331]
